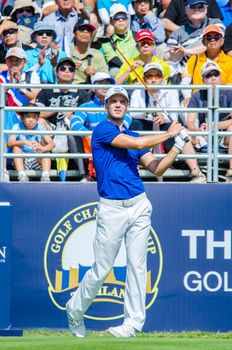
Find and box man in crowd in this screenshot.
[164,0,224,75]
[181,24,232,100]
[162,0,223,37]
[0,47,40,109]
[36,57,90,181]
[42,0,89,53]
[70,19,109,84]
[185,61,232,183]
[130,62,180,135]
[0,18,32,71]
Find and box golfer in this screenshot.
[66,86,187,338]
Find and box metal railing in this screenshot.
[0,83,231,182]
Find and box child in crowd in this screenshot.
[8,102,55,182]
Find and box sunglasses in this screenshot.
[77,27,93,32]
[2,28,18,36]
[189,3,206,9]
[204,70,220,79]
[145,73,163,79]
[17,7,34,14]
[36,30,54,37]
[134,0,150,4]
[112,14,128,21]
[59,65,75,73]
[137,40,154,47]
[204,34,222,41]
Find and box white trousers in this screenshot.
[67,192,152,331]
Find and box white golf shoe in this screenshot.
[108,324,136,338]
[66,303,85,337]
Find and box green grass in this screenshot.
[1,330,232,350]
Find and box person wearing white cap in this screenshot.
[101,4,138,78]
[130,62,180,134]
[97,0,134,26]
[66,86,189,338]
[184,61,232,182]
[71,72,131,136]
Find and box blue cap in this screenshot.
[31,21,57,42]
[187,0,207,6]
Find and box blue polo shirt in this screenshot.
[91,119,149,199]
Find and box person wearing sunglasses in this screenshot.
[130,62,180,133]
[116,29,170,85]
[42,0,90,53]
[101,4,139,78]
[181,24,232,102]
[165,0,224,67]
[24,21,67,84]
[36,57,90,181]
[97,0,134,27]
[131,0,166,59]
[163,0,223,37]
[10,0,42,45]
[36,57,89,129]
[0,19,33,71]
[184,61,232,183]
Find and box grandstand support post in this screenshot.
[213,86,220,182]
[207,86,213,182]
[0,84,5,182]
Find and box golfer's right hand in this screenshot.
[168,121,182,138]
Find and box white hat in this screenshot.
[110,4,128,18]
[5,46,26,59]
[201,61,221,78]
[105,86,129,102]
[91,72,115,84]
[144,62,164,75]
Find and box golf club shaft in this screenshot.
[112,41,174,123]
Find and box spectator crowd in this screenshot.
[0,0,232,183]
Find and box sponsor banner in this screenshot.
[0,203,12,329]
[0,183,231,331]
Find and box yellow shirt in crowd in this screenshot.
[185,51,232,85]
[116,54,170,84]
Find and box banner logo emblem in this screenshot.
[44,203,162,320]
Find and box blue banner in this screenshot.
[0,183,231,332]
[0,202,12,329]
